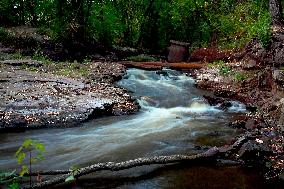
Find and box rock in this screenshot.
[92,53,106,61]
[0,47,15,53]
[0,59,43,67]
[279,173,284,181]
[277,98,284,131]
[238,140,272,161]
[229,119,246,129]
[105,52,118,61]
[272,45,284,66]
[113,46,140,59]
[214,88,237,98]
[246,104,258,112]
[243,39,266,64]
[273,69,284,85]
[156,70,169,77]
[0,64,139,130]
[244,119,258,131]
[203,95,232,110]
[258,68,273,90]
[168,40,190,63]
[203,95,224,106]
[242,59,259,70]
[90,62,126,83]
[243,34,284,66]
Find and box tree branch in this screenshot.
[22,135,253,189]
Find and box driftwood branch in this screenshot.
[25,147,218,189]
[22,135,253,189]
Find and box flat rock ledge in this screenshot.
[0,63,139,131]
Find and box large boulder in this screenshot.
[168,40,190,63]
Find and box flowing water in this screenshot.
[0,69,281,188]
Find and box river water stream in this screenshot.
[0,69,280,188]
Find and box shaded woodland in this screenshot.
[0,0,275,52]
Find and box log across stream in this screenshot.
[0,69,281,188]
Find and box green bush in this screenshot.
[234,72,247,82]
[208,60,225,68]
[219,66,231,76]
[126,54,158,62]
[0,27,9,41]
[0,0,274,51]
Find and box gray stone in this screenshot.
[273,69,284,84]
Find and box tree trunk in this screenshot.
[269,0,284,26]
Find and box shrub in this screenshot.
[234,72,247,82]
[126,54,158,62]
[0,27,9,42]
[219,65,231,76]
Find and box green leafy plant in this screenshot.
[126,54,158,62]
[207,60,225,68]
[0,27,9,40]
[234,72,247,82]
[207,60,231,76]
[65,165,80,183]
[32,51,53,64]
[15,139,45,187]
[20,64,38,72]
[219,65,231,76]
[0,170,20,189]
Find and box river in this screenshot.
[0,69,281,188]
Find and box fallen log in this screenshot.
[26,147,219,189]
[23,135,252,189]
[119,61,204,70]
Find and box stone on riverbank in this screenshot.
[0,61,139,130]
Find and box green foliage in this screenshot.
[0,170,20,188]
[208,60,225,68]
[219,65,231,76]
[0,170,17,184]
[8,181,20,189]
[126,54,158,62]
[216,0,271,49]
[234,72,247,82]
[0,139,45,188]
[248,11,272,47]
[54,62,90,77]
[65,175,75,182]
[15,139,45,177]
[32,51,52,64]
[208,60,231,76]
[0,0,274,50]
[65,165,80,183]
[20,64,38,72]
[0,27,11,44]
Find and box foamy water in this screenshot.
[0,69,245,177]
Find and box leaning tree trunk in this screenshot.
[269,0,284,26]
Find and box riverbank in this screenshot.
[192,50,284,179]
[1,28,283,182]
[0,52,139,131]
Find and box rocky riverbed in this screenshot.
[0,58,139,131]
[192,53,284,179]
